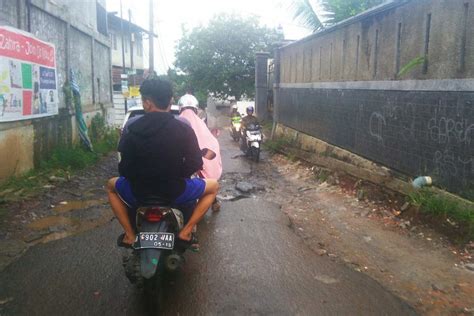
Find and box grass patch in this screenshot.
[409,188,474,241]
[315,169,330,182]
[287,152,298,162]
[263,136,292,153]
[0,113,118,204]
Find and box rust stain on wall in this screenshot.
[0,126,34,181]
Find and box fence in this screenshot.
[274,0,474,198]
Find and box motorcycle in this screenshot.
[230,116,242,142]
[120,148,214,313]
[243,123,262,162]
[122,201,191,313]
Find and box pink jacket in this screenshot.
[180,109,222,180]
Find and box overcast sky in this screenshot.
[106,0,312,74]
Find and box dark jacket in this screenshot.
[118,112,203,203]
[241,114,259,130]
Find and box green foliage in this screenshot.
[322,0,385,24]
[315,169,330,182]
[410,189,474,240]
[290,0,385,31]
[397,56,426,78]
[175,13,283,101]
[290,0,325,32]
[89,113,107,142]
[165,69,188,101]
[263,137,291,153]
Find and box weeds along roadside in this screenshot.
[0,113,119,209]
[265,135,474,244]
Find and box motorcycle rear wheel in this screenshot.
[143,272,163,314]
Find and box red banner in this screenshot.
[0,27,55,68]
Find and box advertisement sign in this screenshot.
[129,86,140,97]
[0,26,58,122]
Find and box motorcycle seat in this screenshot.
[137,194,172,207]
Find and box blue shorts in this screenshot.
[115,177,206,209]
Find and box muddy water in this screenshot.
[28,216,78,230]
[52,199,107,213]
[27,199,113,244]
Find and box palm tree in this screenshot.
[290,0,386,33]
[290,0,326,32]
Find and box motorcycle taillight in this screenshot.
[144,207,164,222]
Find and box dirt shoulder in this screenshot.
[248,153,474,315]
[0,154,117,271]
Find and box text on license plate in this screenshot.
[139,232,174,249]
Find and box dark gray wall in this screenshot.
[278,86,474,198]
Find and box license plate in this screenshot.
[138,232,174,250]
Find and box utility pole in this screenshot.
[120,0,128,113]
[148,0,155,76]
[128,9,134,85]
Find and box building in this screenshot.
[0,0,113,181]
[107,12,147,92]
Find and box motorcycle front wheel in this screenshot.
[251,147,260,163]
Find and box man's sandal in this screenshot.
[117,233,135,249]
[176,234,200,252]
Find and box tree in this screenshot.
[290,0,385,32]
[323,0,385,23]
[290,0,325,32]
[174,14,283,101]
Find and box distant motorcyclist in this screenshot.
[241,105,259,131]
[240,105,260,152]
[230,104,241,123]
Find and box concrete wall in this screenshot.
[0,0,20,28]
[275,0,474,198]
[94,42,112,104]
[0,0,113,180]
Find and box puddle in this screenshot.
[52,199,107,213]
[26,205,114,244]
[313,274,339,284]
[37,212,114,244]
[41,232,73,243]
[28,216,77,230]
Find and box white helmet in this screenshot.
[178,94,199,111]
[231,104,238,110]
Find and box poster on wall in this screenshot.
[0,26,58,122]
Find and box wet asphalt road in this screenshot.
[0,132,416,315]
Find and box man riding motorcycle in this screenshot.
[241,105,259,131]
[240,105,260,152]
[107,78,219,247]
[230,104,241,122]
